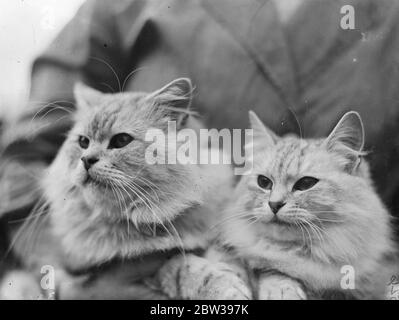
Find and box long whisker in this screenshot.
[126,179,161,203]
[122,179,187,258]
[111,181,132,235]
[122,67,149,92]
[294,220,307,249]
[90,56,122,92]
[210,212,256,230]
[300,216,351,262]
[245,215,261,228]
[114,179,170,235]
[298,219,313,254]
[29,114,71,137]
[29,101,74,125]
[302,219,325,246]
[100,82,116,93]
[6,196,50,260]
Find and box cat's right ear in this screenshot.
[248,111,277,147]
[147,78,193,127]
[73,82,103,110]
[323,111,365,172]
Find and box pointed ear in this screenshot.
[147,78,193,126]
[324,111,365,171]
[73,82,104,110]
[248,111,277,147]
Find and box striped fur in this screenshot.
[2,79,241,300]
[219,111,398,299]
[156,251,251,300]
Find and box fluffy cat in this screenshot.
[218,111,398,299]
[1,78,250,300]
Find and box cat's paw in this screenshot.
[158,255,252,300]
[196,270,252,300]
[258,275,306,300]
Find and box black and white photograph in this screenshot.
[0,0,399,306]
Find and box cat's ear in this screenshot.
[324,111,365,172]
[147,78,193,127]
[248,111,277,147]
[73,82,103,110]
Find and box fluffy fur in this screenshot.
[219,111,398,299]
[44,79,211,268]
[2,78,250,299]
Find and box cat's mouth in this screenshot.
[269,215,293,226]
[80,172,155,209]
[82,174,107,188]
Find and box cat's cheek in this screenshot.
[252,209,274,225]
[71,164,87,186]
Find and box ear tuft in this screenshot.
[148,78,194,127]
[324,111,365,171]
[248,111,277,147]
[73,82,103,110]
[158,78,193,99]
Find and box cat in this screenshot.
[0,78,250,300]
[217,110,398,299]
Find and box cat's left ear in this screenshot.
[73,82,104,110]
[148,78,193,127]
[248,111,278,147]
[324,111,365,172]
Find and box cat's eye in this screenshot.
[108,133,134,149]
[293,177,319,191]
[78,135,90,149]
[257,175,273,190]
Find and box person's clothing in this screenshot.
[1,0,399,222]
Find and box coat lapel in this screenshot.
[201,0,298,106]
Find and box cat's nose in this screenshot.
[81,156,99,170]
[268,201,286,214]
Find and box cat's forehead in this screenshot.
[77,93,149,140]
[256,136,325,177]
[87,105,122,139]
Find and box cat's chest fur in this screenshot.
[49,190,213,269]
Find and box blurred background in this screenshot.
[0,0,85,121]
